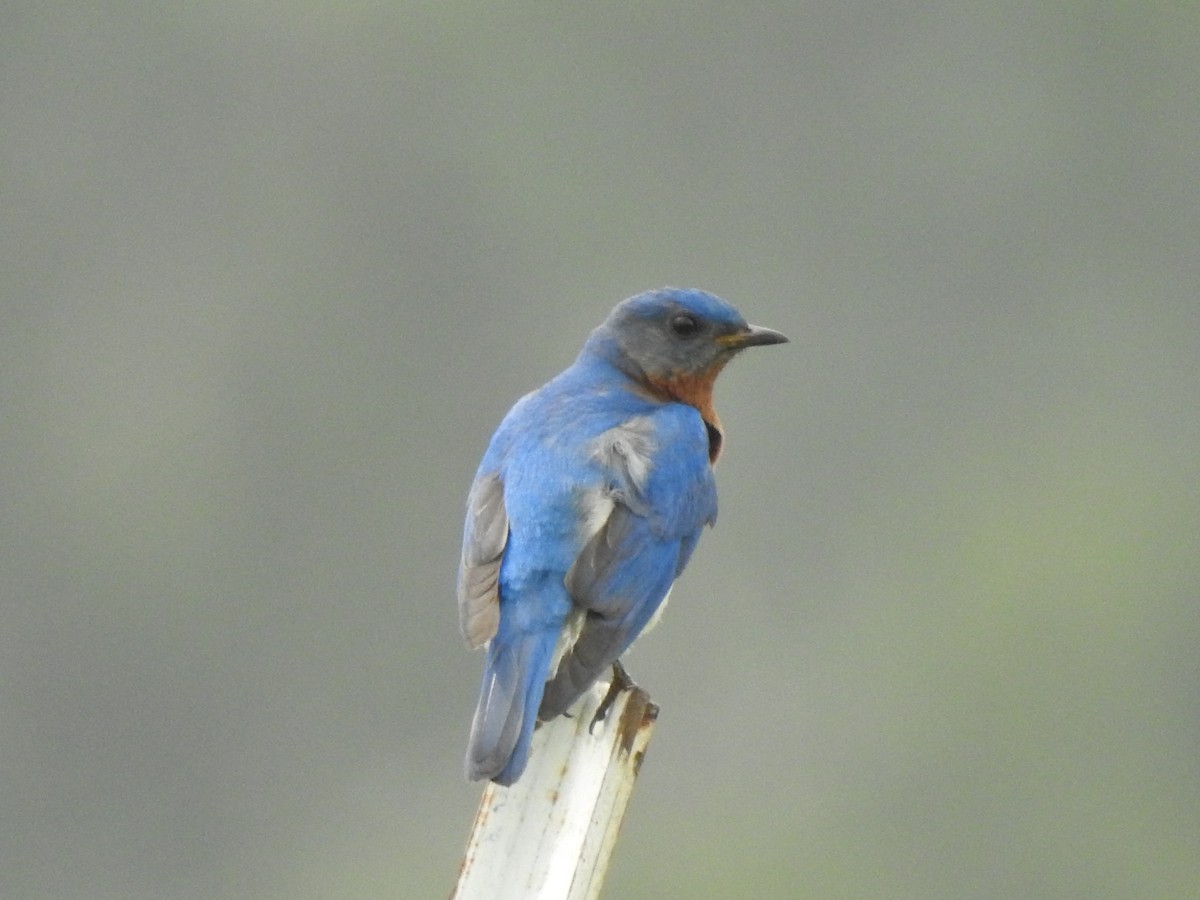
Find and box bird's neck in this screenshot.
[642,365,727,465]
[578,336,728,463]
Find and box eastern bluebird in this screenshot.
[458,287,787,785]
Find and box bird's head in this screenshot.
[584,288,787,460]
[588,286,787,390]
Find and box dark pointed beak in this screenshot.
[722,323,789,348]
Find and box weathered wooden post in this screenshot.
[452,681,658,900]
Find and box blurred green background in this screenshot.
[3,3,1197,898]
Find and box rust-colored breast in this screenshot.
[645,362,728,464]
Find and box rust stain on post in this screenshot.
[616,686,658,757]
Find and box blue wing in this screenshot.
[538,405,717,720]
[461,388,596,784]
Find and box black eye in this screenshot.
[669,314,700,337]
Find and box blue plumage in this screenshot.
[458,288,786,785]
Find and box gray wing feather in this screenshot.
[563,503,637,615]
[539,506,642,718]
[457,471,508,649]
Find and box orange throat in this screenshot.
[645,365,727,464]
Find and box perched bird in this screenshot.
[458,287,787,785]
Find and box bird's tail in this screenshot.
[465,628,557,785]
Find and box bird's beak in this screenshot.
[719,323,789,349]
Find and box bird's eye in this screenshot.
[669,314,700,337]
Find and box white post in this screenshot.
[452,681,658,900]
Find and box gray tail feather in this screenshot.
[465,629,556,785]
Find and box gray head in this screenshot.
[584,287,788,384]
